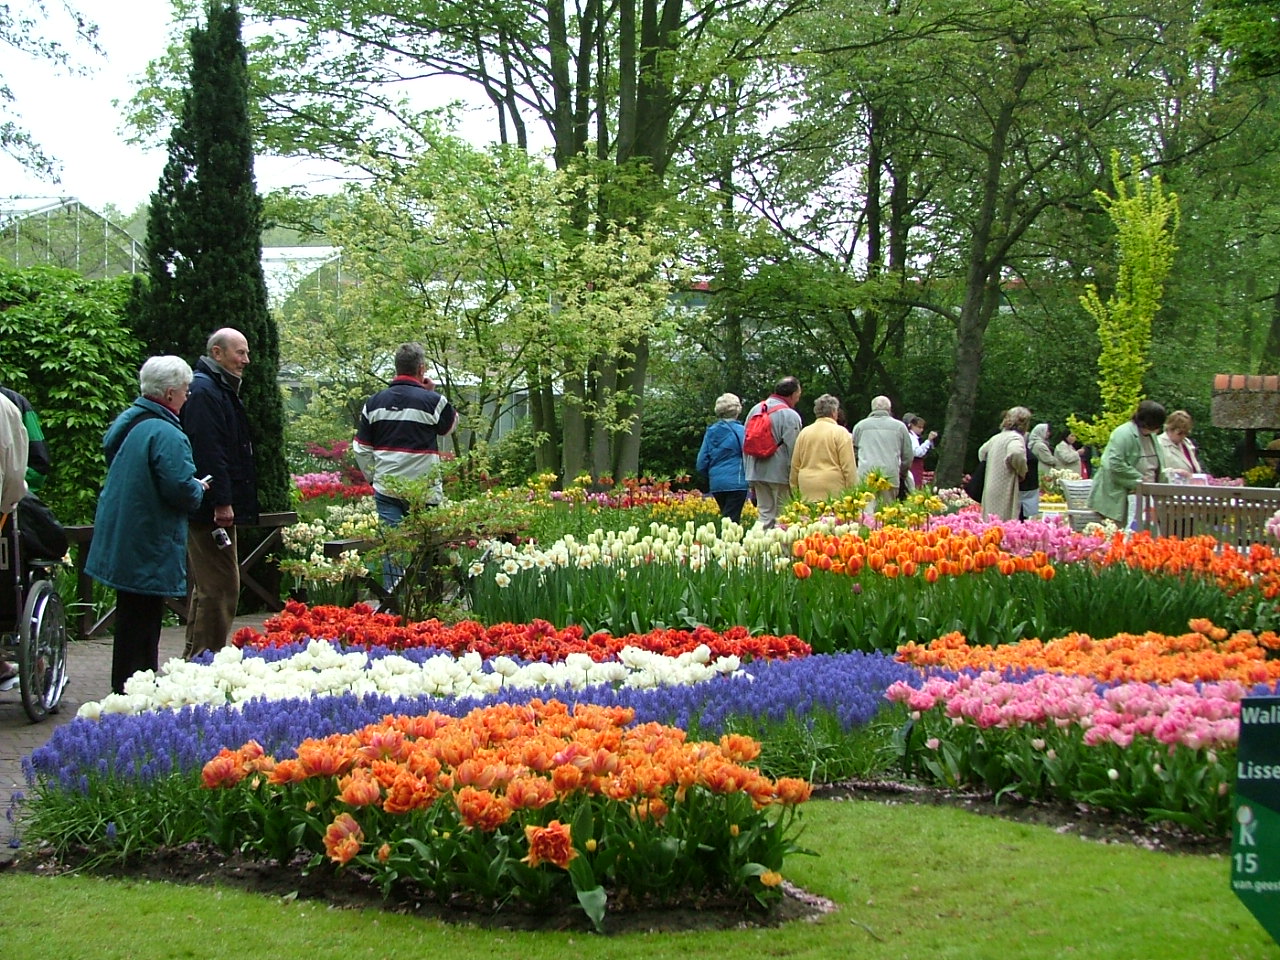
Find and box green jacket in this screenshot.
[1088,421,1160,524]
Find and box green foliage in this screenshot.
[286,144,683,476]
[134,1,291,511]
[0,263,139,522]
[976,298,1100,444]
[1200,0,1280,78]
[1069,153,1180,449]
[485,419,540,487]
[639,389,711,483]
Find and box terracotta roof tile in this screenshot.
[1214,374,1280,393]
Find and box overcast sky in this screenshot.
[1,0,350,213]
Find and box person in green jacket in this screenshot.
[1088,400,1166,528]
[85,357,209,694]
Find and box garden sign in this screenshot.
[1232,696,1280,945]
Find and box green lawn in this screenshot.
[2,799,1274,960]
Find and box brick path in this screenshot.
[0,615,269,860]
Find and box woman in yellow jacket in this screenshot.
[790,394,858,501]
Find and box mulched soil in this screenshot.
[0,779,1224,933]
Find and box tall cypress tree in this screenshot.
[133,0,290,512]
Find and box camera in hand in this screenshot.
[211,527,232,549]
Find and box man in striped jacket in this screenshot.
[352,342,459,531]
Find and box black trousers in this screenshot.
[713,489,748,524]
[112,591,165,695]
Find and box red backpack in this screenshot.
[743,401,779,458]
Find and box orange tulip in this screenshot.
[719,733,763,762]
[523,820,578,869]
[201,750,245,790]
[505,776,558,810]
[323,812,363,865]
[454,786,513,831]
[338,768,383,807]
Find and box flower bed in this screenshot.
[896,620,1280,684]
[24,468,1280,928]
[886,619,1280,836]
[32,649,912,790]
[22,643,916,926]
[461,523,1250,650]
[885,669,1269,835]
[293,470,374,502]
[78,638,757,717]
[199,700,812,930]
[278,501,382,605]
[233,601,812,662]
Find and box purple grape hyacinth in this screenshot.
[25,651,920,793]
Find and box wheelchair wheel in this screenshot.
[19,579,68,722]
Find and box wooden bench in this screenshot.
[65,511,298,638]
[1134,482,1280,547]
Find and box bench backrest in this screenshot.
[1135,482,1280,547]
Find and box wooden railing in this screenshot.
[64,511,298,639]
[1134,482,1280,548]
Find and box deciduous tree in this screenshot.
[1068,153,1180,449]
[0,0,100,177]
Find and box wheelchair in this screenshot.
[0,512,69,722]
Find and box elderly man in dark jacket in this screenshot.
[86,357,207,693]
[181,328,258,660]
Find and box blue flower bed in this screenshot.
[26,651,919,793]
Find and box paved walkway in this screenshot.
[0,614,270,860]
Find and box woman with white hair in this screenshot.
[976,406,1030,521]
[695,392,749,523]
[790,394,857,501]
[86,356,209,694]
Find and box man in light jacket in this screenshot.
[852,396,914,502]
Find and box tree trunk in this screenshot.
[614,336,649,478]
[561,373,588,481]
[591,356,616,480]
[1260,281,1280,372]
[934,64,1030,488]
[937,277,1001,486]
